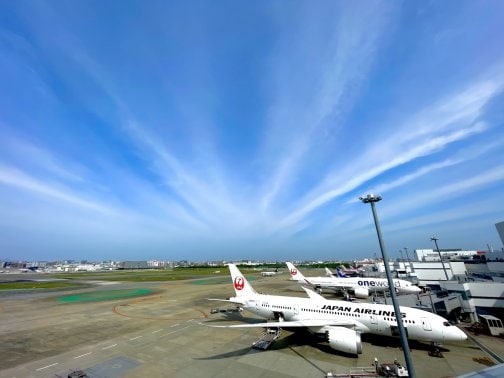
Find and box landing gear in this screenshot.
[429,342,443,358]
[273,312,285,322]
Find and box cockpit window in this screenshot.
[443,321,451,326]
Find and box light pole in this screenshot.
[404,247,412,274]
[404,247,411,262]
[430,237,449,280]
[360,194,416,378]
[399,249,405,261]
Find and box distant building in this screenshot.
[411,261,467,281]
[119,261,149,269]
[414,249,480,262]
[147,260,170,268]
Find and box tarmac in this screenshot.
[0,272,503,378]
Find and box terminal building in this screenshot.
[414,248,482,261]
[374,258,504,324]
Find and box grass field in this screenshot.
[47,266,260,282]
[58,288,156,302]
[0,281,82,290]
[0,267,258,290]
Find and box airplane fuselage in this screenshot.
[233,293,465,344]
[287,262,421,297]
[305,276,419,293]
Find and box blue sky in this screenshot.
[1,1,503,262]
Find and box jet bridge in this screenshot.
[251,327,282,350]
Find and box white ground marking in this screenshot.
[36,363,59,371]
[129,335,143,340]
[170,323,180,327]
[74,352,92,359]
[159,325,192,338]
[101,344,117,350]
[152,328,163,333]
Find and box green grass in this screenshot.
[58,288,155,302]
[0,281,81,290]
[48,267,260,282]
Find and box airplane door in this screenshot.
[294,304,299,315]
[421,318,432,331]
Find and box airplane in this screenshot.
[261,267,280,277]
[261,271,276,277]
[287,262,421,298]
[203,264,467,355]
[326,266,363,277]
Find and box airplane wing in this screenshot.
[201,319,356,328]
[302,278,355,291]
[317,283,356,291]
[302,287,328,301]
[206,298,245,305]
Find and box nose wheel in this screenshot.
[428,342,443,358]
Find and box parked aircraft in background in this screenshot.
[261,267,280,277]
[287,262,421,298]
[204,264,466,355]
[326,266,364,277]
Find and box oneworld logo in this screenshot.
[290,269,297,275]
[234,276,245,290]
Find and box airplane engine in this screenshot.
[326,327,362,355]
[353,287,369,299]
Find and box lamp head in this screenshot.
[359,193,382,203]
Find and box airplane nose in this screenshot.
[458,328,468,341]
[445,326,468,342]
[407,285,421,293]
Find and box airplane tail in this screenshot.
[325,267,335,277]
[228,264,257,297]
[286,262,306,282]
[336,268,348,278]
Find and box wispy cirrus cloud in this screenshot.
[383,165,504,219]
[1,2,504,260]
[123,121,240,226]
[0,164,114,215]
[273,76,503,233]
[385,195,504,234]
[259,2,397,213]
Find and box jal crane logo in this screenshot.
[234,276,245,290]
[290,269,297,276]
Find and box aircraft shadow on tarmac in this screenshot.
[362,334,451,353]
[203,313,263,323]
[199,323,454,361]
[196,330,359,360]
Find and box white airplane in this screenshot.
[261,267,280,277]
[204,264,466,355]
[326,266,364,277]
[287,262,421,298]
[261,271,276,277]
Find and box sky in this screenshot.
[0,1,503,262]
